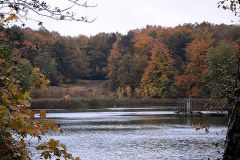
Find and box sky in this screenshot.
[26,0,239,37]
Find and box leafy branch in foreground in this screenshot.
[0,47,79,159]
[218,1,240,159]
[0,0,97,159]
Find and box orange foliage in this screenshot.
[174,28,212,97]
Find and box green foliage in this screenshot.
[207,43,238,99]
[15,58,37,91]
[55,41,72,82]
[34,52,61,85]
[118,31,134,54]
[34,52,56,74]
[0,44,11,59]
[5,26,24,44]
[85,33,117,79]
[165,31,193,62]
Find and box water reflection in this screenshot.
[43,107,228,160]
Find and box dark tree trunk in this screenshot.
[223,50,240,159]
[223,105,240,159]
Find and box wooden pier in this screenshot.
[175,98,228,117]
[175,98,192,116]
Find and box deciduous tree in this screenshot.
[207,43,238,98]
[175,28,212,97]
[0,0,95,159]
[139,42,175,98]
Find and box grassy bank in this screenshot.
[30,98,224,110]
[30,82,228,110]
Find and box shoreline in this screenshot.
[30,98,227,110]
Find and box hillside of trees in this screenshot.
[6,22,240,99]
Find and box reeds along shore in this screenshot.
[30,85,228,110]
[30,97,226,110]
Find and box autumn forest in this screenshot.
[6,22,240,99]
[1,0,240,159]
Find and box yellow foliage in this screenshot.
[6,14,19,21]
[64,95,71,101]
[0,50,78,159]
[40,109,46,118]
[48,138,59,150]
[32,67,40,73]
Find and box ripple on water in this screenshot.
[35,110,227,160]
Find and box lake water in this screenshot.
[36,107,228,160]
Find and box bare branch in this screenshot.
[0,0,97,25]
[219,0,240,16]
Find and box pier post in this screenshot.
[186,98,192,115]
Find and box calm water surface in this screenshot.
[39,107,228,160]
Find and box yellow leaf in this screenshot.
[6,66,13,73]
[61,144,67,151]
[42,151,51,159]
[6,14,19,21]
[52,124,60,131]
[0,105,10,115]
[2,94,10,104]
[42,128,48,134]
[48,138,59,149]
[32,67,40,73]
[29,111,35,119]
[36,144,46,150]
[64,153,72,159]
[12,87,18,95]
[46,79,50,85]
[40,109,46,118]
[42,120,55,128]
[22,149,29,155]
[23,91,30,100]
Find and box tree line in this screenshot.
[6,22,240,99]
